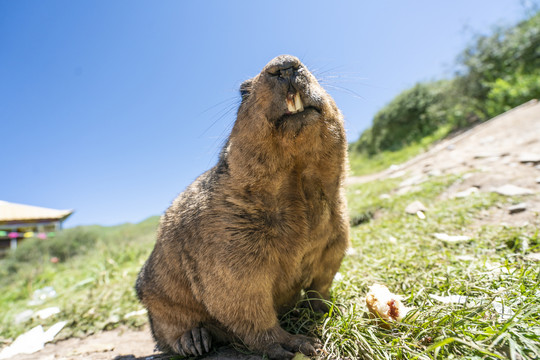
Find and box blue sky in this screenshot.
[1,1,534,227]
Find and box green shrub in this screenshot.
[485,72,540,117]
[3,228,98,270]
[354,81,451,154]
[350,11,540,166]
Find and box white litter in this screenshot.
[124,309,148,319]
[429,294,468,304]
[455,255,475,261]
[433,233,471,243]
[35,307,61,320]
[525,253,540,261]
[14,310,33,325]
[28,287,57,306]
[492,298,515,321]
[0,321,66,359]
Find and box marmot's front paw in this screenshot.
[308,298,331,314]
[173,326,212,357]
[265,334,321,359]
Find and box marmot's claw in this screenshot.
[201,327,212,353]
[178,327,212,356]
[275,334,321,358]
[265,343,295,359]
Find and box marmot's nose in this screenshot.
[265,55,301,78]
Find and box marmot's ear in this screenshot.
[240,79,253,101]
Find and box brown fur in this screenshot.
[135,55,349,359]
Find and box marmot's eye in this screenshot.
[267,66,280,76]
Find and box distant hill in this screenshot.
[350,11,540,161]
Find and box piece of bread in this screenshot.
[365,284,410,322]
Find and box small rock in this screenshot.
[389,170,406,179]
[493,184,534,196]
[405,201,427,214]
[396,185,418,195]
[519,153,540,164]
[428,169,442,177]
[454,187,479,198]
[446,144,455,151]
[508,203,527,214]
[433,233,471,243]
[379,193,391,200]
[416,211,426,219]
[479,136,495,144]
[474,153,498,159]
[536,177,540,184]
[400,175,425,187]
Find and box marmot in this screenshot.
[136,55,349,359]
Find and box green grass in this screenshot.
[306,175,539,359]
[0,217,159,341]
[349,125,451,176]
[1,169,539,359]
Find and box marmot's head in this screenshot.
[236,55,341,137]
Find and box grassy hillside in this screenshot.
[1,170,539,359]
[0,216,160,341]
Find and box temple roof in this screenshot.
[0,200,73,223]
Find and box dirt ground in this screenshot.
[6,101,540,360]
[6,325,262,360]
